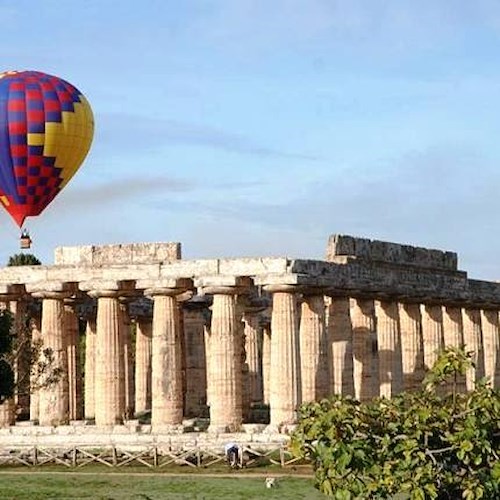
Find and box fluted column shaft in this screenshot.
[134,319,152,415]
[83,317,96,420]
[183,305,208,418]
[421,304,444,370]
[328,297,354,396]
[150,292,184,429]
[120,303,134,419]
[262,324,271,405]
[10,299,29,419]
[442,306,466,393]
[266,287,300,429]
[29,316,42,422]
[462,309,484,391]
[37,294,69,426]
[480,310,500,388]
[375,300,403,398]
[65,302,82,420]
[399,303,424,391]
[243,313,263,404]
[93,293,125,426]
[351,298,376,401]
[206,289,242,433]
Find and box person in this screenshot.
[224,442,240,468]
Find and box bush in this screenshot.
[291,348,500,499]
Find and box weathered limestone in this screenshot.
[375,300,403,398]
[83,317,96,420]
[243,312,263,404]
[462,309,484,391]
[148,286,186,430]
[120,302,135,419]
[262,323,271,405]
[32,289,71,426]
[421,304,444,370]
[480,310,500,387]
[84,282,134,427]
[134,318,152,415]
[350,298,377,401]
[264,285,301,430]
[64,300,82,421]
[442,306,466,392]
[183,300,209,417]
[204,285,243,433]
[328,296,354,396]
[398,303,424,391]
[29,316,42,422]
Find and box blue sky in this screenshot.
[1,1,500,278]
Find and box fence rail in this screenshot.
[0,443,302,469]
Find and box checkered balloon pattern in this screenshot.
[0,70,94,227]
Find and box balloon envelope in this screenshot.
[0,70,94,227]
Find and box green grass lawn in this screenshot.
[0,471,324,499]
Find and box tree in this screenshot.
[7,253,41,266]
[291,348,500,500]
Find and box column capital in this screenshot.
[262,284,302,294]
[0,283,27,301]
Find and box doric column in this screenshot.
[29,315,42,422]
[9,296,30,420]
[83,280,136,426]
[480,309,500,388]
[243,311,264,405]
[399,303,424,391]
[350,298,377,401]
[31,286,74,426]
[183,298,210,418]
[300,293,329,402]
[462,309,484,391]
[327,296,354,396]
[421,304,444,370]
[262,322,271,405]
[375,300,403,398]
[83,316,96,420]
[442,305,466,393]
[64,299,82,421]
[134,317,152,415]
[263,285,301,431]
[204,284,243,433]
[120,301,134,419]
[146,279,190,431]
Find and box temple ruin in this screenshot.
[0,233,499,443]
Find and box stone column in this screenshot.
[442,305,466,393]
[262,322,271,405]
[87,289,126,426]
[29,315,42,422]
[421,304,444,370]
[204,286,243,433]
[183,298,210,418]
[243,311,263,404]
[350,298,376,401]
[480,309,500,388]
[64,300,82,421]
[264,285,301,431]
[147,286,186,431]
[327,296,354,396]
[120,302,134,420]
[32,290,70,426]
[375,300,403,398]
[9,297,30,419]
[134,317,152,415]
[83,316,96,421]
[462,309,484,391]
[399,303,424,391]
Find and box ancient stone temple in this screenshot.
[0,234,499,435]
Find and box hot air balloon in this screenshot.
[0,70,94,242]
